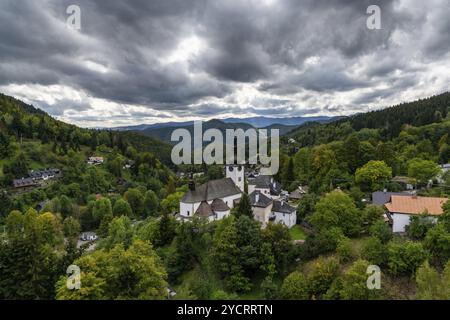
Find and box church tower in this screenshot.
[226,165,244,192]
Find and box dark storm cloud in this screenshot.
[0,0,449,125]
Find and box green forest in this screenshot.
[1,92,450,300]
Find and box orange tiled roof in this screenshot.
[385,195,448,216]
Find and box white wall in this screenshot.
[252,204,273,227]
[180,193,241,219]
[220,193,242,209]
[273,211,296,228]
[392,213,438,232]
[392,213,411,232]
[215,210,230,220]
[226,165,244,192]
[180,201,200,217]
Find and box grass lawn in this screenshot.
[290,224,307,240]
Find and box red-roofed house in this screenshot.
[385,195,448,232]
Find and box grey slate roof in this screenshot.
[289,189,303,200]
[248,175,282,195]
[249,191,272,208]
[29,168,60,179]
[195,201,214,217]
[371,191,411,206]
[211,198,230,211]
[272,200,296,214]
[13,178,36,188]
[181,178,241,203]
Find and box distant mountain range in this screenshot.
[112,116,342,144]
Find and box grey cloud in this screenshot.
[0,0,449,123]
[33,98,92,116]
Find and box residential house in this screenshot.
[29,168,60,181]
[87,156,104,165]
[271,199,297,227]
[250,191,273,225]
[80,231,98,241]
[289,185,309,201]
[248,175,282,199]
[13,178,38,190]
[371,190,412,206]
[385,195,448,232]
[437,164,450,183]
[249,190,297,228]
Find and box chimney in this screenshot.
[188,181,196,191]
[271,177,274,183]
[383,188,387,193]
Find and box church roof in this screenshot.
[181,178,242,204]
[195,201,214,217]
[211,198,230,211]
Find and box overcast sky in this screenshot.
[0,0,449,127]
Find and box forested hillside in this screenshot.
[0,93,186,299]
[0,93,175,217]
[286,92,450,147]
[1,92,450,301]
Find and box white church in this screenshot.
[178,165,297,227]
[179,165,244,222]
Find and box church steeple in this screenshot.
[226,164,244,192]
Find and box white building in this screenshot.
[248,175,282,199]
[179,165,243,221]
[226,164,245,192]
[87,156,104,165]
[385,195,447,232]
[437,164,450,183]
[249,190,297,228]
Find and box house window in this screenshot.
[238,177,242,182]
[187,211,190,216]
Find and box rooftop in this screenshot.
[195,201,214,218]
[211,198,230,212]
[385,195,448,216]
[371,191,412,206]
[249,190,272,208]
[181,178,242,204]
[13,178,37,188]
[248,175,282,195]
[272,200,296,213]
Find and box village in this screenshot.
[176,162,450,239]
